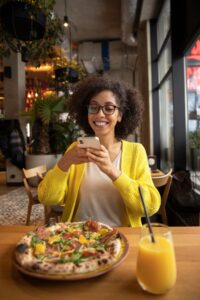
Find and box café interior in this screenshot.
[1,0,200,223]
[0,1,200,299]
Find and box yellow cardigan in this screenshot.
[38,140,161,227]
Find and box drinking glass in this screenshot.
[136,223,177,295]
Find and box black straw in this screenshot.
[138,186,155,243]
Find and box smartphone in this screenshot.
[77,136,101,149]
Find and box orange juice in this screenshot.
[136,234,176,294]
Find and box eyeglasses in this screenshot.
[88,104,120,115]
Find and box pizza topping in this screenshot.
[34,243,46,256]
[48,235,61,244]
[100,228,119,244]
[36,226,51,240]
[31,235,43,248]
[69,240,81,250]
[82,250,99,258]
[83,220,101,232]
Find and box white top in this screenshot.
[73,152,129,227]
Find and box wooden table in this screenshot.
[0,226,200,300]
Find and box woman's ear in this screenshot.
[117,112,122,122]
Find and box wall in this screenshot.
[3,52,26,119]
[2,52,26,181]
[136,21,151,154]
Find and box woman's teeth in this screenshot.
[94,121,108,126]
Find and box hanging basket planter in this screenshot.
[0,1,46,41]
[55,67,79,83]
[55,67,69,83]
[0,0,64,66]
[67,67,79,83]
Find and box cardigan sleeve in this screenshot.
[113,143,161,222]
[37,164,70,206]
[37,142,77,206]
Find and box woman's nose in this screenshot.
[97,107,106,115]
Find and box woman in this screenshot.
[38,76,160,227]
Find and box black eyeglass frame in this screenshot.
[87,104,120,115]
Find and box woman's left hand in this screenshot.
[85,145,121,181]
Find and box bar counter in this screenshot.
[0,226,200,300]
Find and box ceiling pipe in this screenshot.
[121,0,141,47]
[132,0,143,38]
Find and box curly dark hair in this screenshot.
[68,75,144,139]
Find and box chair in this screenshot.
[22,165,47,225]
[22,165,64,225]
[152,169,173,225]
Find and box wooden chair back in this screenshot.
[22,165,47,225]
[22,164,63,225]
[23,164,46,180]
[152,169,173,224]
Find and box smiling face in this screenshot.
[88,90,122,140]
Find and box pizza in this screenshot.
[14,220,127,277]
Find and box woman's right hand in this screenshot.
[57,144,89,172]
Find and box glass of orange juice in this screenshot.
[136,223,177,295]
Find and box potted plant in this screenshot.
[189,129,200,170]
[20,93,81,169]
[0,0,64,66]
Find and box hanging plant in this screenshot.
[53,55,86,83]
[0,0,64,66]
[0,1,46,41]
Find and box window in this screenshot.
[158,38,171,82]
[157,0,170,52]
[185,38,200,175]
[155,0,174,171]
[159,75,174,170]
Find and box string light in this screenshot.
[63,15,69,27]
[63,0,69,27]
